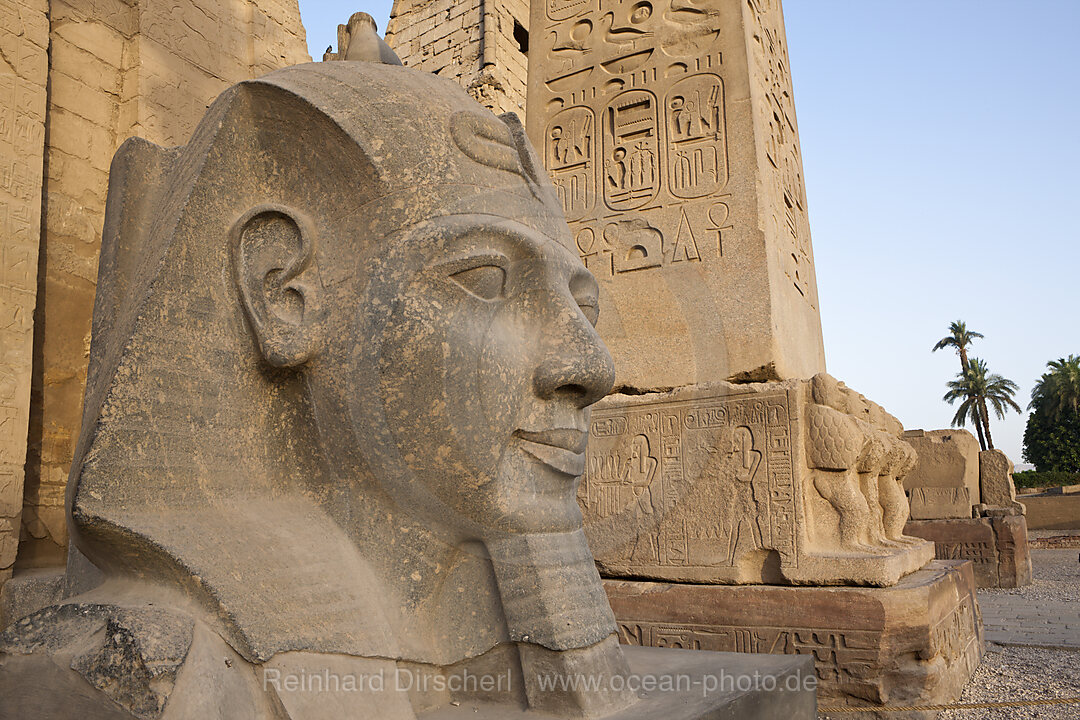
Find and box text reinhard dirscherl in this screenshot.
[261,667,817,698]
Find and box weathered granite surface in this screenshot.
[0,50,814,719]
[525,0,826,391]
[0,567,63,629]
[580,374,934,586]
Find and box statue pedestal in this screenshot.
[423,646,816,719]
[905,515,1032,588]
[604,561,983,717]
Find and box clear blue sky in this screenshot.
[296,1,1079,465]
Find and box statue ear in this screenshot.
[230,204,326,368]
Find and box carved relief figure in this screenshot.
[583,431,659,519]
[725,426,767,562]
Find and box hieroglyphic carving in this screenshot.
[531,0,729,278]
[929,594,981,680]
[746,0,814,304]
[528,0,825,388]
[618,620,880,685]
[581,388,797,575]
[603,90,660,210]
[666,73,727,198]
[547,0,595,22]
[547,106,596,221]
[582,379,935,586]
[0,0,48,582]
[766,402,797,564]
[934,542,996,563]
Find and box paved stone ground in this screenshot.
[979,547,1080,649]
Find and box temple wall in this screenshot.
[386,0,529,117]
[12,0,309,572]
[0,0,50,583]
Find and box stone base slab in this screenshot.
[425,645,816,719]
[609,541,934,588]
[604,560,983,717]
[905,516,1032,588]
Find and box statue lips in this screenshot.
[513,428,588,477]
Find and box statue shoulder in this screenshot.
[0,601,277,719]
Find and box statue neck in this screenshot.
[328,475,618,665]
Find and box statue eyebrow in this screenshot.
[439,221,546,257]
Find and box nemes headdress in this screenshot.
[68,60,568,663]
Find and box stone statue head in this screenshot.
[63,60,632,714]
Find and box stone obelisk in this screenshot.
[526,0,825,391]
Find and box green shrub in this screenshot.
[1023,408,1080,472]
[1012,469,1080,489]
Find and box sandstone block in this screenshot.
[0,0,48,586]
[979,449,1024,514]
[581,374,934,586]
[905,516,1032,588]
[52,19,127,68]
[902,428,981,504]
[606,560,983,715]
[908,486,972,520]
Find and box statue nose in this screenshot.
[533,304,615,407]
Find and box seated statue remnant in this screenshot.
[0,40,813,720]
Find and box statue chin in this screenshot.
[0,59,636,719]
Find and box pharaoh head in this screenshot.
[65,60,623,683]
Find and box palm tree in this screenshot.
[944,357,1021,450]
[933,320,986,446]
[1029,355,1080,421]
[932,320,984,374]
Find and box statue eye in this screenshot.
[450,264,507,300]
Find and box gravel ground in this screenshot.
[940,548,1079,719]
[1027,529,1080,539]
[937,644,1080,720]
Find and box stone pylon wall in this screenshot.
[386,0,529,118]
[12,0,309,573]
[0,0,49,584]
